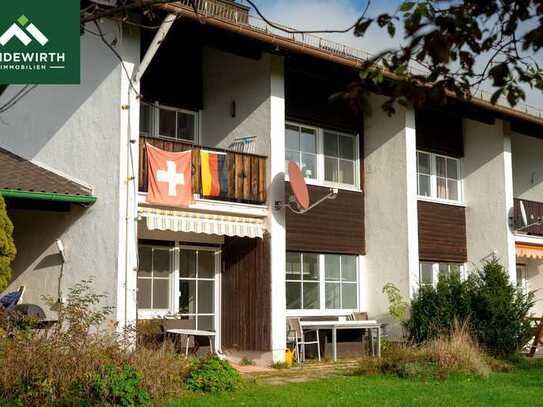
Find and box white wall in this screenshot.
[463,119,516,279]
[201,48,271,156]
[0,21,140,319]
[363,95,419,333]
[512,132,543,202]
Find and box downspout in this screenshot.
[122,14,177,329]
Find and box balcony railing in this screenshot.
[139,136,267,205]
[513,198,543,236]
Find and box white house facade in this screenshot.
[1,1,543,365]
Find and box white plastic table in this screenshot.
[166,328,216,356]
[299,320,381,361]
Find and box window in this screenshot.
[286,252,359,312]
[137,244,218,328]
[286,124,318,180]
[140,102,198,142]
[324,131,356,185]
[179,249,216,331]
[419,262,464,287]
[137,246,171,310]
[324,255,358,309]
[286,252,320,309]
[285,122,359,188]
[417,151,462,202]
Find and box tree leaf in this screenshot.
[400,2,416,12]
[388,23,396,37]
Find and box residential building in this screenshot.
[1,1,542,364]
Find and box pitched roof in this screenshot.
[0,147,93,197]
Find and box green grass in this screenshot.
[168,359,543,406]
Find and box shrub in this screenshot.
[405,259,535,357]
[354,324,509,380]
[88,364,151,407]
[0,195,16,292]
[240,357,255,366]
[186,356,241,393]
[0,280,190,405]
[469,259,535,357]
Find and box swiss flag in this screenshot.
[146,143,192,207]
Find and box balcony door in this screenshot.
[178,247,219,331]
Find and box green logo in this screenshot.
[0,1,80,84]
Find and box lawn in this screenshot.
[170,359,543,406]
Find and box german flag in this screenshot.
[200,150,228,197]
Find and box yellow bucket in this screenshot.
[285,348,294,367]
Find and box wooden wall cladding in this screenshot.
[416,109,464,158]
[418,200,467,263]
[285,182,365,255]
[221,234,271,351]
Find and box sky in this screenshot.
[243,0,543,111]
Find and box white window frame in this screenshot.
[137,243,221,333]
[140,101,200,143]
[136,245,172,314]
[286,252,360,316]
[176,245,219,331]
[418,262,465,288]
[417,150,463,204]
[285,121,361,191]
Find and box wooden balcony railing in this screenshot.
[513,198,543,236]
[139,136,267,205]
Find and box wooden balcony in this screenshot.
[513,198,543,236]
[139,136,267,205]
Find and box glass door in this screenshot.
[178,247,217,331]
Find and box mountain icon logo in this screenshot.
[0,15,48,47]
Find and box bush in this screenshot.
[405,259,535,357]
[186,356,241,393]
[354,324,509,380]
[0,195,16,292]
[0,280,190,406]
[88,364,151,407]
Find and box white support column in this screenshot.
[503,122,517,283]
[268,55,286,363]
[405,108,420,296]
[464,118,515,277]
[116,22,140,331]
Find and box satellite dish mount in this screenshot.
[275,161,338,214]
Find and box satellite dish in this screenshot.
[288,161,310,210]
[275,161,338,214]
[520,200,528,228]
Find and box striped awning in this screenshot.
[139,207,264,239]
[516,243,543,260]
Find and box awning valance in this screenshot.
[139,207,264,239]
[516,243,543,260]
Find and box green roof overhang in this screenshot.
[0,189,97,205]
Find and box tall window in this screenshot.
[417,151,462,202]
[286,252,320,309]
[324,131,356,185]
[285,122,359,188]
[324,255,358,309]
[137,246,171,310]
[286,124,318,180]
[179,249,216,331]
[419,262,464,287]
[140,102,198,142]
[286,252,359,312]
